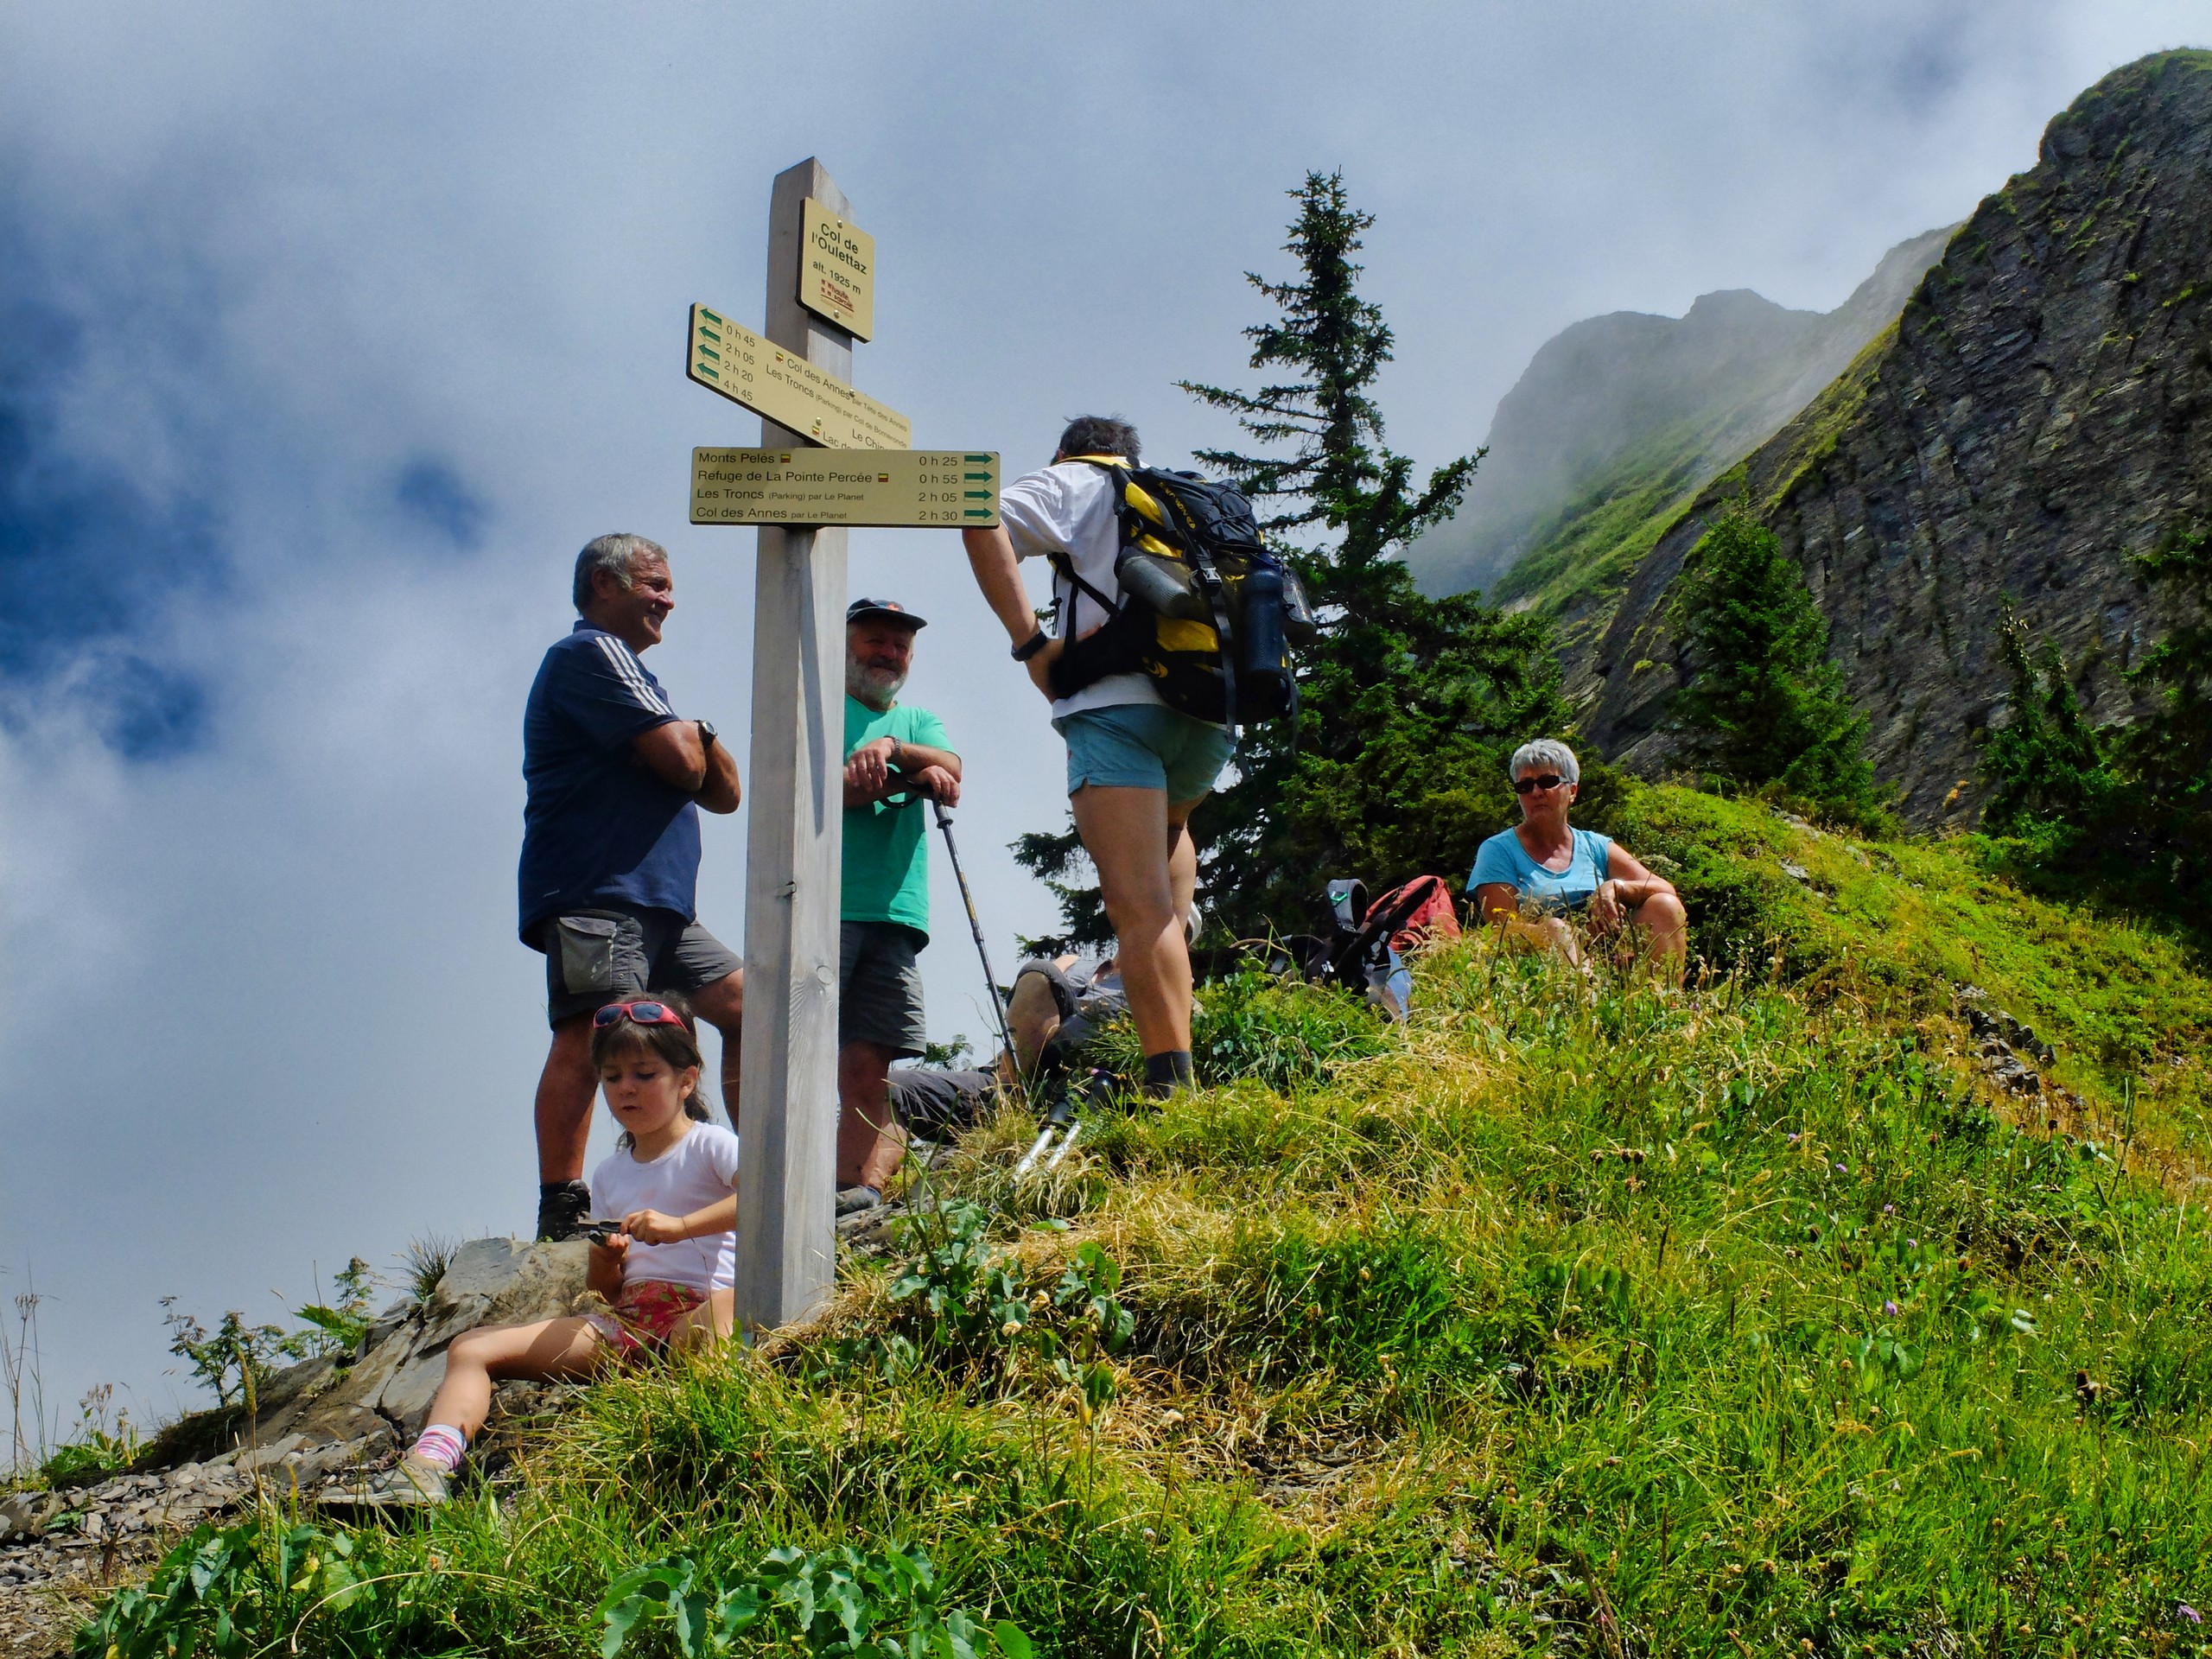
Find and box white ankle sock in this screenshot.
[410,1423,467,1472]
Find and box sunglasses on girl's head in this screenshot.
[1514,773,1567,794]
[592,1000,687,1031]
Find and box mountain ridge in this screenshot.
[1409,225,1956,607]
[1574,47,2212,825]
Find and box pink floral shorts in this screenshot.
[585,1279,709,1357]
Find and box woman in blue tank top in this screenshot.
[1469,740,1687,978]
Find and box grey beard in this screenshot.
[847,659,906,710]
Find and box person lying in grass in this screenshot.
[1471,738,1687,982]
[356,995,739,1506]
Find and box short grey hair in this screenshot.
[1509,738,1580,785]
[573,533,667,612]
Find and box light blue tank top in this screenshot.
[1469,827,1612,913]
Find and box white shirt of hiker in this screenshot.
[997,460,1162,719]
[588,1122,741,1294]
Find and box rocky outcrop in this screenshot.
[1408,227,1954,601]
[0,1238,590,1643]
[1575,50,2212,824]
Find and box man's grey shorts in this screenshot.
[841,919,928,1057]
[537,906,742,1027]
[1054,703,1234,803]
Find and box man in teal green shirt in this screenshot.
[838,599,963,1213]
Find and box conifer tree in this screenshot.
[1668,512,1878,817]
[2120,522,2212,875]
[1179,172,1567,938]
[1980,613,2120,836]
[1013,172,1567,950]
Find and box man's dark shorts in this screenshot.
[537,906,742,1027]
[840,919,927,1058]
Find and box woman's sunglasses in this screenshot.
[592,1000,688,1031]
[1513,773,1568,795]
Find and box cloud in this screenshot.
[392,459,489,550]
[0,0,2203,1435]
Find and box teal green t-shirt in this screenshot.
[843,696,954,937]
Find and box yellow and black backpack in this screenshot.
[1046,457,1318,735]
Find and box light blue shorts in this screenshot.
[1054,703,1234,804]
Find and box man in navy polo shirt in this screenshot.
[519,532,744,1241]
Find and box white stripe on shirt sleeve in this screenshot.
[594,635,673,715]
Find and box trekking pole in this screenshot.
[931,797,1019,1073]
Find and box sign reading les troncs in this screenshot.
[686,303,909,449]
[691,449,1000,528]
[798,199,875,340]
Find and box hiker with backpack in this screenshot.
[1471,739,1688,979]
[963,416,1310,1096]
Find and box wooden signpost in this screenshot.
[696,160,997,1337]
[724,158,864,1336]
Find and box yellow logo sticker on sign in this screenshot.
[687,303,909,450]
[690,448,999,528]
[798,199,875,340]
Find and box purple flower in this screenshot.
[1835,1162,1848,1173]
[1788,1133,1801,1143]
[1884,1300,1900,1317]
[2181,1604,2202,1625]
[1883,1204,1895,1215]
[1907,1238,1918,1249]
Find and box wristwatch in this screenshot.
[696,719,718,752]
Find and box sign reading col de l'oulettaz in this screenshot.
[690,449,1001,528]
[798,199,875,340]
[686,303,909,449]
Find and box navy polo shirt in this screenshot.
[518,622,701,942]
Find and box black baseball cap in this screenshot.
[847,597,926,630]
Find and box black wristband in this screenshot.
[1012,629,1050,663]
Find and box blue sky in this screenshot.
[1,0,2201,1442]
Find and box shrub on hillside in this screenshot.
[1668,512,1885,825]
[1982,522,2212,918]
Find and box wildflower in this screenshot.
[1884,1300,1900,1316]
[1882,1204,1895,1214]
[1907,1238,1918,1249]
[1788,1133,1801,1143]
[2181,1604,2202,1624]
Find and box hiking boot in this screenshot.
[345,1454,450,1508]
[537,1179,594,1242]
[835,1184,883,1217]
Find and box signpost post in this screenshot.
[698,161,1001,1338]
[728,157,861,1336]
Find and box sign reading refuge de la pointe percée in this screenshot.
[690,448,1001,528]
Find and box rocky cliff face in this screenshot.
[1408,227,1954,604]
[1577,50,2212,825]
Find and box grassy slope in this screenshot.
[103,789,2212,1657]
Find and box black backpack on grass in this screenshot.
[1046,458,1318,736]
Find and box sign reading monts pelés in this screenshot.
[798,199,875,340]
[690,448,1000,528]
[686,302,909,449]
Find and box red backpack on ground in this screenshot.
[1291,874,1463,1020]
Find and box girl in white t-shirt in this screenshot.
[355,995,740,1506]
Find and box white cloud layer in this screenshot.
[0,0,2202,1434]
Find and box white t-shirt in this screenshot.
[588,1122,741,1294]
[997,459,1161,719]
